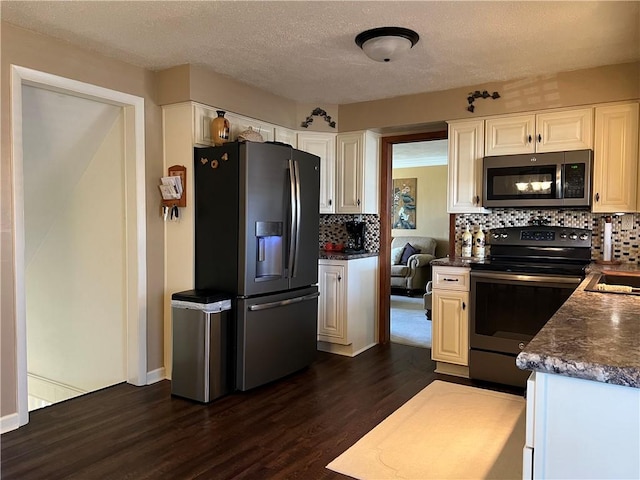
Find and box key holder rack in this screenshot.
[160,165,187,209]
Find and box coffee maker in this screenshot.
[345,220,366,253]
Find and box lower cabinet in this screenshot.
[317,256,378,357]
[431,266,470,377]
[524,371,640,479]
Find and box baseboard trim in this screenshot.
[317,341,377,358]
[434,362,469,378]
[146,367,166,384]
[1,413,20,434]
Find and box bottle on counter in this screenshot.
[473,227,486,259]
[461,224,473,257]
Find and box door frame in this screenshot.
[10,65,148,428]
[378,130,448,344]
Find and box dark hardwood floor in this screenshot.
[1,343,523,479]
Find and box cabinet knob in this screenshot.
[537,134,542,143]
[527,134,532,143]
[337,275,342,281]
[462,302,466,310]
[328,199,332,206]
[476,195,480,204]
[357,199,361,206]
[595,192,600,202]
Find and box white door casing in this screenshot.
[10,65,147,428]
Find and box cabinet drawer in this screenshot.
[432,267,470,291]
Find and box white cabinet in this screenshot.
[523,371,640,480]
[485,108,593,156]
[225,112,275,143]
[297,132,336,213]
[431,266,469,377]
[592,102,639,213]
[447,119,488,213]
[336,131,380,214]
[274,127,298,147]
[317,256,378,357]
[192,103,276,146]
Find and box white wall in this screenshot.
[24,87,126,395]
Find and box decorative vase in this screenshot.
[210,110,230,146]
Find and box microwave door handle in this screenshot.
[557,163,563,199]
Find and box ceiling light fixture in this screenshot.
[355,27,420,63]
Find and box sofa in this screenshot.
[390,236,437,295]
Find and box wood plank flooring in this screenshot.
[1,343,523,479]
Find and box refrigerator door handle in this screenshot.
[289,159,300,278]
[292,159,302,278]
[248,291,320,311]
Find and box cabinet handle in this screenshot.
[443,278,459,282]
[527,134,532,143]
[537,134,542,143]
[357,199,361,206]
[337,275,342,281]
[595,192,600,202]
[462,302,466,310]
[475,195,480,204]
[328,199,332,206]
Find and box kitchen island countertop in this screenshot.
[517,263,640,388]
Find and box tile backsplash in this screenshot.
[319,214,380,252]
[455,209,640,263]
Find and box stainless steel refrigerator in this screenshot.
[193,141,320,391]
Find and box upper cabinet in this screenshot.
[485,108,593,156]
[447,119,489,213]
[336,131,380,214]
[592,102,639,213]
[193,103,276,146]
[275,127,298,147]
[297,132,336,213]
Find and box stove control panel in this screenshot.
[489,226,592,247]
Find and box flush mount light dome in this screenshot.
[355,27,420,62]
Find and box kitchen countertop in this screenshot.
[319,250,379,261]
[516,263,640,388]
[430,256,484,267]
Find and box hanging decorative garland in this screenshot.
[300,107,336,128]
[466,90,501,112]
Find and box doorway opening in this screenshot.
[10,66,147,428]
[379,130,449,346]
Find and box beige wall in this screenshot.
[392,166,449,258]
[26,110,126,393]
[340,62,640,132]
[1,22,165,417]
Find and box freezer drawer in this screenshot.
[236,286,319,391]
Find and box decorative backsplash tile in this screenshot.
[455,210,640,263]
[319,214,380,252]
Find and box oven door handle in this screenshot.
[471,271,582,285]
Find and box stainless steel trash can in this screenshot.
[171,290,233,402]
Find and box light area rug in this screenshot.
[327,380,526,480]
[390,295,431,349]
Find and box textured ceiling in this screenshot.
[2,1,639,105]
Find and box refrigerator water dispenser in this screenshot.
[255,221,283,279]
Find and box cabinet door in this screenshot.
[317,264,348,344]
[298,132,336,213]
[225,112,275,142]
[275,127,297,147]
[593,103,639,213]
[432,290,469,365]
[193,104,218,146]
[447,120,488,213]
[336,133,364,213]
[485,115,535,156]
[536,108,593,153]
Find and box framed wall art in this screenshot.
[392,178,417,229]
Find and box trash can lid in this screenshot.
[171,289,232,304]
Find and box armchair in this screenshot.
[390,236,437,295]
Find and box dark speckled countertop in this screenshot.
[516,264,640,388]
[318,250,378,261]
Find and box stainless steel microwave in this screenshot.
[482,149,593,208]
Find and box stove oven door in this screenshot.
[469,270,581,386]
